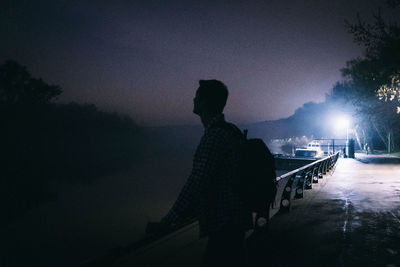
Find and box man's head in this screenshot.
[193,79,228,116]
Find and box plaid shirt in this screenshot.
[162,114,253,237]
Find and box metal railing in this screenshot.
[81,152,340,266]
[271,152,340,217]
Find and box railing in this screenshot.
[80,152,340,266]
[270,152,340,217]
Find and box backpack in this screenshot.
[217,123,277,213]
[239,129,277,213]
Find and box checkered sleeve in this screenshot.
[161,172,199,225]
[162,128,226,226]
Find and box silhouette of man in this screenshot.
[154,80,252,267]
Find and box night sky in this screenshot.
[0,0,385,126]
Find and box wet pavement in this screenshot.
[116,153,400,267]
[256,153,400,267]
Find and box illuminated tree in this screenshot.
[330,2,400,151]
[377,74,400,113]
[344,5,400,113]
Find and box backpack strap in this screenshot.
[211,121,245,140]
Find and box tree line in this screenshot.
[1,60,142,221]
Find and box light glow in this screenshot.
[335,117,350,130]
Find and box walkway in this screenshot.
[114,154,400,267]
[257,154,400,267]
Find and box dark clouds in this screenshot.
[0,0,387,125]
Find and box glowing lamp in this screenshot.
[335,117,349,130]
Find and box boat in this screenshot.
[295,141,324,158]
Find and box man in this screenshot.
[150,80,252,267]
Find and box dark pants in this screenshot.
[202,226,246,267]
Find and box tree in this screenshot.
[344,5,400,111]
[330,2,400,151]
[0,60,62,106]
[377,74,400,114]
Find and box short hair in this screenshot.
[197,79,228,113]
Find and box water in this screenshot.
[3,156,192,267]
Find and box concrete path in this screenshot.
[115,154,400,267]
[257,154,400,267]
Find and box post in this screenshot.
[388,132,391,154]
[347,139,355,158]
[332,139,335,154]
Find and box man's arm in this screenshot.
[161,172,199,225]
[161,128,228,226]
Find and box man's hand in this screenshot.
[145,221,171,235]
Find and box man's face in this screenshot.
[193,89,202,115]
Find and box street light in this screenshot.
[335,115,356,158]
[335,117,350,140]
